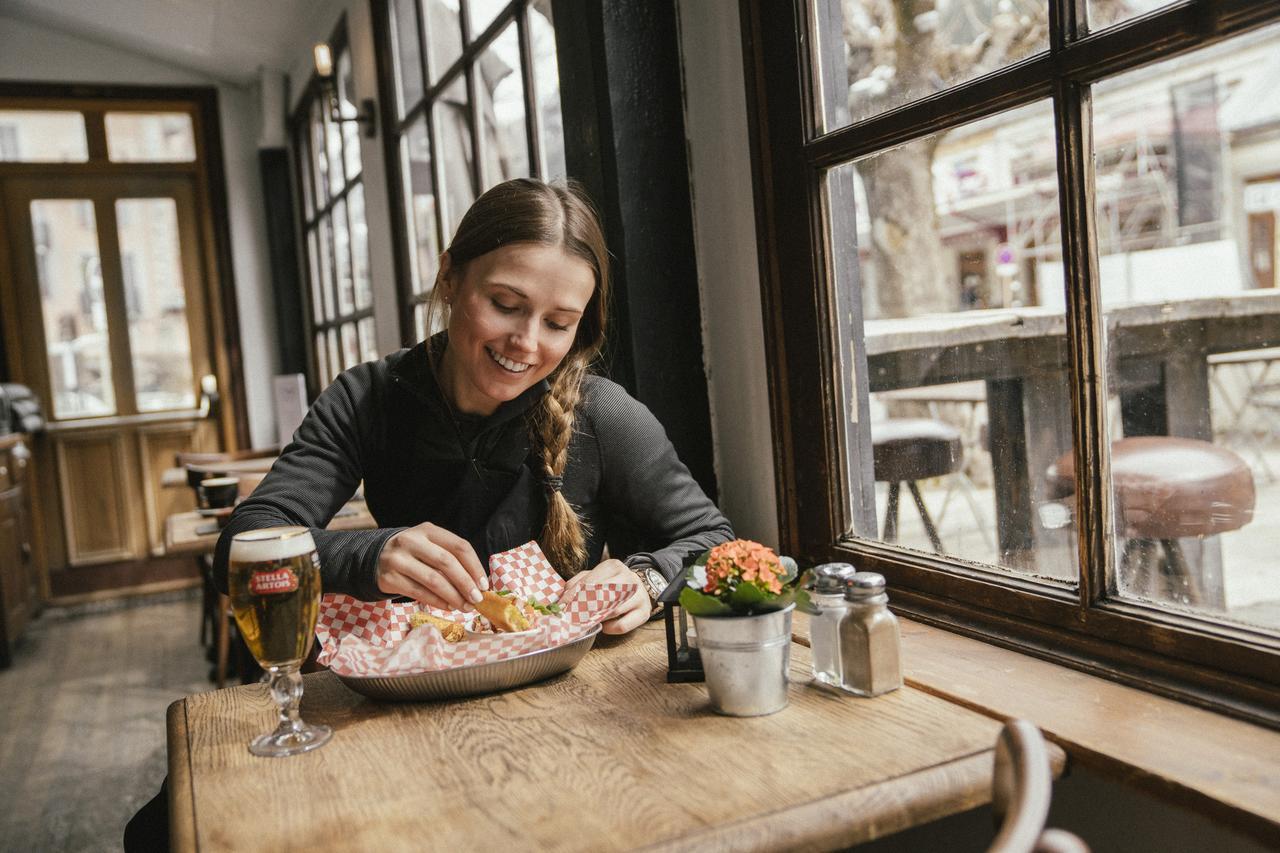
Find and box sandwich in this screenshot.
[473,590,563,633]
[408,611,466,643]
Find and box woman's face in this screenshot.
[438,242,596,416]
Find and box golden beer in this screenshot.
[229,526,321,667]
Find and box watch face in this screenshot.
[643,568,666,596]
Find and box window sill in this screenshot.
[791,614,1280,846]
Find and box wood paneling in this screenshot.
[137,423,209,556]
[54,433,134,565]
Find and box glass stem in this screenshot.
[269,665,304,733]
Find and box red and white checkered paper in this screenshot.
[315,541,630,678]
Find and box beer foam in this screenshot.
[230,526,316,562]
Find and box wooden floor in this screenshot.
[0,591,211,852]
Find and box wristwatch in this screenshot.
[631,564,668,611]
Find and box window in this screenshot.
[376,0,566,343]
[292,23,378,389]
[746,1,1280,724]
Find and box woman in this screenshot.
[212,177,733,632]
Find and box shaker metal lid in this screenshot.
[812,562,857,593]
[845,571,886,598]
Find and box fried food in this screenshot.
[409,611,466,642]
[474,590,532,633]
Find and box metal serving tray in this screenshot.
[335,626,602,702]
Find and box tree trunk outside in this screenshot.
[854,138,952,319]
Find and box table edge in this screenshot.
[167,697,198,852]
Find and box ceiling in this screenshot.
[0,0,342,86]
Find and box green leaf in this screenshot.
[693,550,711,568]
[678,586,733,617]
[728,581,768,611]
[496,589,513,597]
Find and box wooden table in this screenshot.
[163,500,376,556]
[166,624,1062,852]
[160,456,279,490]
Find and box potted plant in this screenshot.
[678,540,805,716]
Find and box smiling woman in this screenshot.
[212,178,733,644]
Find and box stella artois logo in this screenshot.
[249,567,299,595]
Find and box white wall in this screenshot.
[0,13,280,448]
[675,0,779,544]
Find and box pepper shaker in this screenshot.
[808,562,857,687]
[839,572,902,696]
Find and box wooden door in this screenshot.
[1,174,218,587]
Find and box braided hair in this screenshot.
[426,178,610,577]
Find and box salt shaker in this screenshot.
[839,571,902,696]
[808,562,857,687]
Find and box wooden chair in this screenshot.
[989,719,1088,853]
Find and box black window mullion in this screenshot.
[412,0,431,109]
[461,0,483,198]
[517,2,541,179]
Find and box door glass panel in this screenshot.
[812,0,1049,133]
[401,116,439,295]
[425,0,465,83]
[1093,25,1280,631]
[530,0,565,180]
[333,197,355,316]
[30,200,116,418]
[829,99,1075,585]
[478,23,529,190]
[337,47,363,182]
[349,184,372,310]
[0,110,88,162]
[414,301,429,342]
[105,112,196,162]
[391,0,426,117]
[358,317,378,363]
[435,87,476,244]
[116,198,196,412]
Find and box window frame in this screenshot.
[371,0,560,347]
[741,0,1280,727]
[289,18,376,391]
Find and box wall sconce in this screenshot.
[313,42,377,138]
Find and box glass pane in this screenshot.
[530,0,566,180]
[425,0,465,83]
[324,96,344,197]
[315,332,329,388]
[327,329,341,383]
[0,110,88,162]
[1088,0,1175,33]
[348,184,372,310]
[830,100,1074,584]
[812,0,1049,132]
[401,116,440,296]
[306,230,324,324]
[337,48,363,182]
[116,199,196,412]
[333,198,355,316]
[391,0,426,117]
[105,112,196,162]
[358,317,379,363]
[467,0,508,41]
[318,218,336,321]
[478,23,530,190]
[414,301,429,343]
[311,99,331,207]
[435,93,476,244]
[1093,26,1280,632]
[30,200,116,418]
[341,322,360,370]
[297,125,314,220]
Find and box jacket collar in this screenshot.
[388,332,549,430]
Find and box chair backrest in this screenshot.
[988,719,1089,853]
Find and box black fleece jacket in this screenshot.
[213,339,733,598]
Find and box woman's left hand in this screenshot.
[562,558,651,635]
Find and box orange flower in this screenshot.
[702,539,785,596]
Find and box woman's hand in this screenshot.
[376,522,488,611]
[562,558,651,635]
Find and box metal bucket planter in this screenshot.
[691,604,794,716]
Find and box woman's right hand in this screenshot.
[376,522,488,611]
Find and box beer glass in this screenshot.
[228,526,333,757]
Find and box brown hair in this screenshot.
[428,178,609,576]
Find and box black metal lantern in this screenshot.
[660,575,703,682]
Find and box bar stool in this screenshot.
[872,418,964,553]
[1046,437,1255,605]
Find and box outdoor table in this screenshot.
[863,291,1280,585]
[165,622,1061,851]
